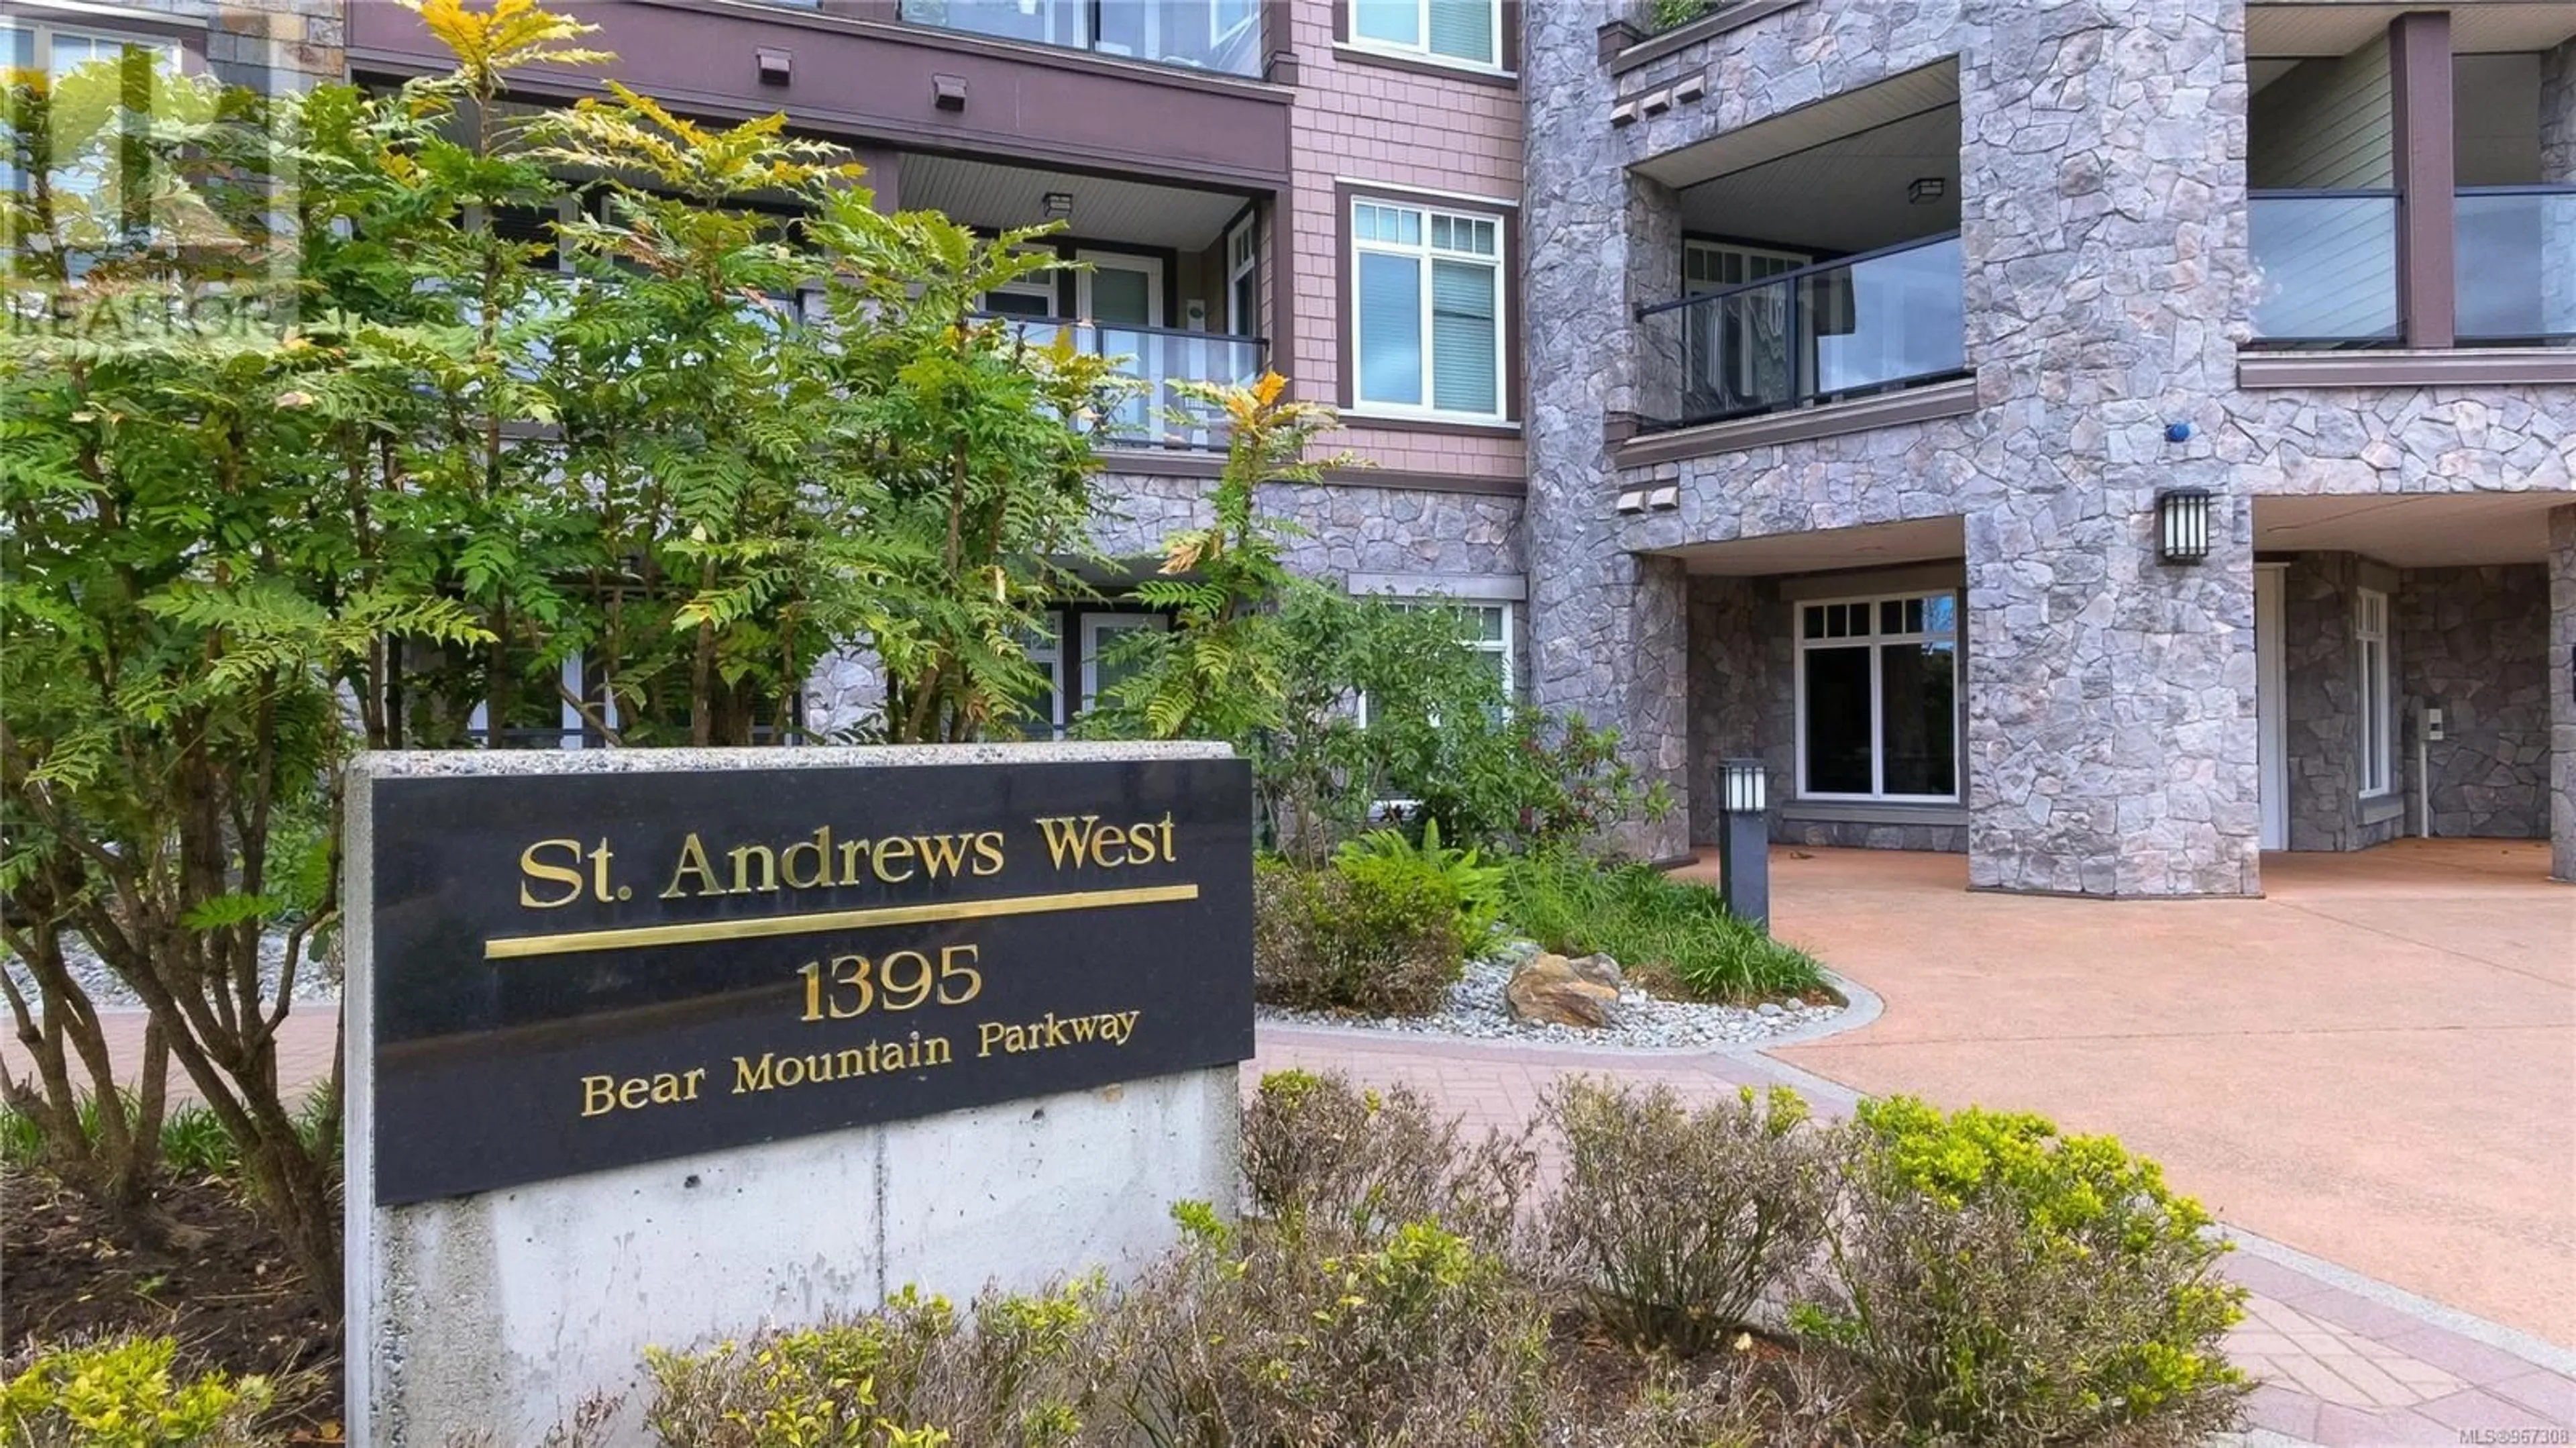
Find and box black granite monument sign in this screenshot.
[364,757,1254,1204]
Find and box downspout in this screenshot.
[2415,702,2432,839]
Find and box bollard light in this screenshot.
[1723,757,1767,815]
[1715,758,1772,933]
[2157,487,2212,564]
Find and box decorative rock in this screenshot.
[1565,952,1625,990]
[1756,1002,1785,1017]
[1260,949,1847,1050]
[1505,953,1619,1029]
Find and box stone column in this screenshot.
[1522,5,1692,862]
[1957,3,2261,896]
[2551,506,2576,883]
[2543,40,2576,184]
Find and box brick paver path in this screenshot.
[15,1010,2571,1445]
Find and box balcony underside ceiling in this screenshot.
[2247,3,2576,58]
[1673,102,1961,258]
[1662,517,1965,576]
[2254,493,2571,568]
[897,154,1250,252]
[1634,57,1959,193]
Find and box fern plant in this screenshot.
[1335,819,1508,955]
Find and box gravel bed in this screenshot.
[5,932,341,1012]
[1259,939,1844,1050]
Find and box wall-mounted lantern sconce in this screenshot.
[1908,176,1946,205]
[1042,191,1075,222]
[2157,487,2212,564]
[1717,758,1771,933]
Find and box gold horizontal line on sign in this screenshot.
[483,883,1203,961]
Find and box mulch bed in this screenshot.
[1,1166,345,1439]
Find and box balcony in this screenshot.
[2456,186,2576,346]
[898,0,1264,76]
[2248,191,2401,347]
[2247,187,2575,349]
[1634,234,1967,433]
[989,317,1266,447]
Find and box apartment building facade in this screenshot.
[12,0,2570,897]
[1528,0,2576,895]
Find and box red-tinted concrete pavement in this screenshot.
[1672,840,2575,1351]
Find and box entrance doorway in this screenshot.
[2256,563,2288,850]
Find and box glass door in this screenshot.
[1078,253,1165,438]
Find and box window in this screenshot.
[1079,612,1169,713]
[1350,0,1501,68]
[1226,216,1260,336]
[4,21,182,248]
[1682,239,1807,405]
[2355,588,2392,798]
[1351,199,1504,419]
[1004,611,1067,740]
[1354,599,1515,727]
[1796,592,1959,801]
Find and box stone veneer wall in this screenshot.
[2545,40,2575,185]
[805,472,1527,733]
[117,0,345,91]
[2551,507,2576,882]
[2395,565,2553,840]
[1530,1,2258,893]
[2281,553,2404,852]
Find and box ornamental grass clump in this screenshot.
[1499,854,1824,1002]
[1790,1098,2249,1448]
[1544,1079,1835,1357]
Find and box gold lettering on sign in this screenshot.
[661,833,724,900]
[976,1009,1142,1057]
[779,828,835,890]
[731,1032,955,1094]
[578,1067,706,1117]
[1033,813,1178,869]
[521,837,619,908]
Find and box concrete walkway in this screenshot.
[1676,840,2575,1349]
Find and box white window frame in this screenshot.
[1354,599,1516,728]
[1682,238,1809,401]
[5,20,185,245]
[2355,588,2392,798]
[1225,215,1260,337]
[1079,611,1168,713]
[1344,0,1504,70]
[1348,197,1507,423]
[1793,591,1962,804]
[1015,609,1067,740]
[1073,250,1164,329]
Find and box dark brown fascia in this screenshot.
[2237,349,2576,389]
[346,0,1293,191]
[1099,450,1525,497]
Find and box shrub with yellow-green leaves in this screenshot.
[0,1337,270,1448]
[1790,1098,2247,1447]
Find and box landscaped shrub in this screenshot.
[1403,710,1674,857]
[1790,1098,2248,1447]
[1108,1203,1554,1448]
[1546,1079,1834,1357]
[1501,853,1824,1002]
[1243,1070,1535,1255]
[641,1305,963,1448]
[1334,819,1506,955]
[0,1337,271,1448]
[1252,856,1464,1015]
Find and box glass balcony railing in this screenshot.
[1635,232,1966,431]
[2248,191,2400,346]
[2457,186,2576,346]
[985,315,1265,447]
[898,0,1264,76]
